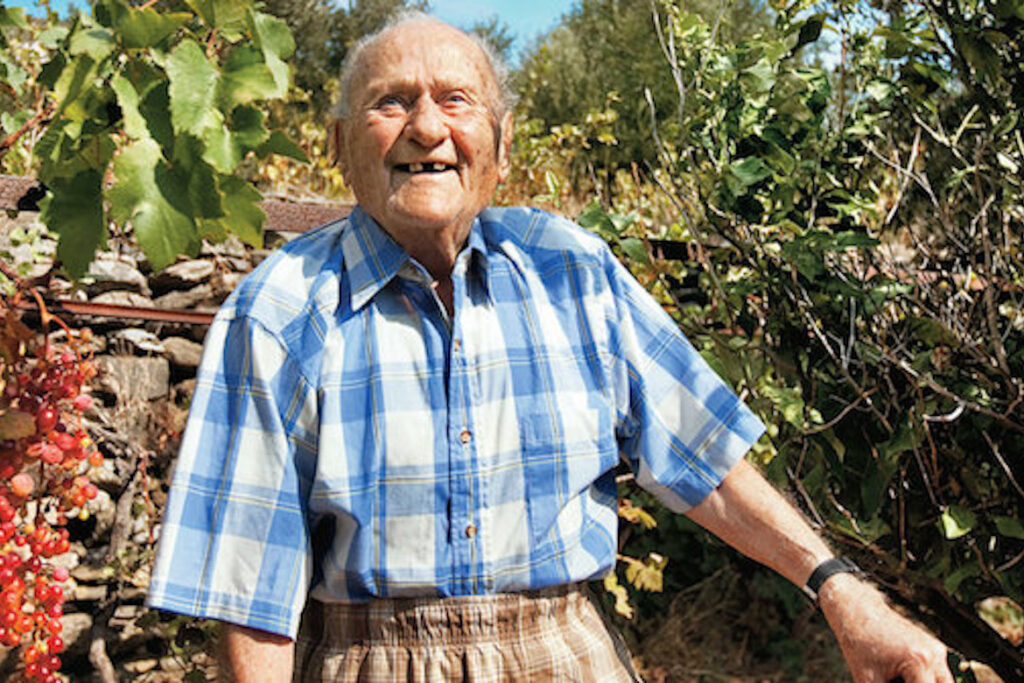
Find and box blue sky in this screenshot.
[6,0,576,57]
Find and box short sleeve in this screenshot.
[605,249,766,513]
[146,312,319,638]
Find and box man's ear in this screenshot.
[330,120,348,176]
[497,111,514,183]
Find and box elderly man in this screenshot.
[147,13,954,683]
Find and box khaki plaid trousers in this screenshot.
[292,584,642,682]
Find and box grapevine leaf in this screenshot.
[117,9,190,49]
[256,130,308,162]
[53,55,98,118]
[252,11,293,96]
[214,176,265,247]
[252,11,295,60]
[201,124,241,173]
[0,410,36,440]
[171,136,224,219]
[107,138,199,271]
[187,0,248,34]
[38,170,107,279]
[167,40,222,136]
[138,81,174,149]
[69,27,116,62]
[110,74,148,140]
[219,45,280,109]
[37,26,69,49]
[0,7,28,29]
[230,106,269,152]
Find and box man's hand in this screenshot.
[818,574,953,683]
[686,460,955,683]
[220,622,294,682]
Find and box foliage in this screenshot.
[0,0,308,279]
[516,0,775,166]
[531,0,1022,676]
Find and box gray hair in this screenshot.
[331,11,518,121]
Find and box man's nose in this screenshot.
[405,97,447,147]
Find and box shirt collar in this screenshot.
[342,206,490,312]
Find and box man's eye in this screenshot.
[442,93,470,106]
[375,96,406,110]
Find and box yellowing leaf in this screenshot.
[603,572,634,619]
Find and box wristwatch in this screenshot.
[801,556,863,602]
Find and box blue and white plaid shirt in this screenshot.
[146,206,765,637]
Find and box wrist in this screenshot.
[801,556,865,604]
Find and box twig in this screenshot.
[804,391,873,434]
[890,355,1024,434]
[0,97,53,159]
[982,432,1024,502]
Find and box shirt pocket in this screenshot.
[518,403,618,547]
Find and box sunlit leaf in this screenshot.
[940,505,977,540]
[167,40,222,136]
[107,138,199,271]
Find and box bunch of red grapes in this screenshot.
[1,320,101,683]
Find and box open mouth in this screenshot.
[394,162,456,174]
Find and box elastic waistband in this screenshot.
[301,584,590,647]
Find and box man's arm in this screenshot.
[220,623,294,682]
[686,459,953,683]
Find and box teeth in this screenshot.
[408,162,424,172]
[429,163,447,171]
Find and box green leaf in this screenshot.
[107,138,199,271]
[39,170,107,279]
[0,7,28,29]
[53,55,98,118]
[172,136,224,219]
[761,382,804,428]
[232,106,270,151]
[69,27,116,62]
[940,505,977,540]
[118,9,190,49]
[251,11,294,96]
[618,237,649,266]
[201,125,241,173]
[793,14,824,51]
[257,129,309,161]
[187,0,248,33]
[199,176,264,247]
[251,10,295,61]
[138,81,174,149]
[729,156,773,190]
[111,74,149,140]
[219,45,280,109]
[994,516,1024,540]
[167,40,222,136]
[37,26,69,49]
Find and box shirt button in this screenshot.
[459,429,472,444]
[465,524,477,538]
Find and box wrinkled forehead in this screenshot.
[350,24,500,106]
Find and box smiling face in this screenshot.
[337,21,512,253]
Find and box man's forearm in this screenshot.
[686,458,953,683]
[685,458,832,587]
[221,623,294,682]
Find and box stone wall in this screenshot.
[2,213,273,680]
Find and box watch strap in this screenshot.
[802,557,862,602]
